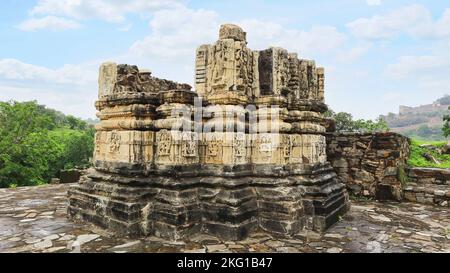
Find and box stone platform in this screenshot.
[68,163,348,241]
[2,184,449,253]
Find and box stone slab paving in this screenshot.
[0,184,449,253]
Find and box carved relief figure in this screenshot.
[182,133,198,157]
[282,135,291,158]
[207,135,220,157]
[211,41,234,91]
[98,63,117,98]
[273,48,290,95]
[157,130,171,156]
[109,132,121,154]
[95,133,102,155]
[233,133,246,158]
[259,135,273,153]
[299,60,309,99]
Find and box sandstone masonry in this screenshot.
[67,24,350,240]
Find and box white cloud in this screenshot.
[239,19,346,58]
[386,55,450,79]
[17,16,81,31]
[125,8,347,85]
[347,5,450,40]
[385,54,450,104]
[129,7,219,59]
[366,0,381,6]
[347,4,430,40]
[0,59,98,118]
[0,58,96,85]
[431,9,450,39]
[130,9,347,60]
[29,0,185,23]
[17,0,186,31]
[123,7,219,84]
[336,45,371,63]
[117,23,133,32]
[0,84,97,119]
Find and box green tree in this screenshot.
[326,108,389,133]
[443,106,450,138]
[0,100,94,188]
[334,112,356,132]
[354,118,389,132]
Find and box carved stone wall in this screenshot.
[68,24,349,240]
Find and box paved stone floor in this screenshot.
[0,184,449,253]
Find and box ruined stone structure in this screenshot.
[404,167,450,207]
[326,132,450,207]
[68,24,349,240]
[326,132,410,201]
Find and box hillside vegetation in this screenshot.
[408,140,450,169]
[0,101,94,188]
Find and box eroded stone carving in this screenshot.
[195,24,257,99]
[98,62,117,98]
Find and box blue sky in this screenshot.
[0,0,449,119]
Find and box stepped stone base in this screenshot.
[68,24,350,241]
[68,163,349,240]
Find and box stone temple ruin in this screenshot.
[68,24,350,240]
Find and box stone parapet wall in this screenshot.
[326,132,410,201]
[404,167,450,207]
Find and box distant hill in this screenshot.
[380,95,450,141]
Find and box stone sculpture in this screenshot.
[68,24,349,240]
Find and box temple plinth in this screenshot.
[68,24,349,240]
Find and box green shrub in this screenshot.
[407,139,450,169]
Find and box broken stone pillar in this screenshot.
[195,24,258,100]
[68,24,349,241]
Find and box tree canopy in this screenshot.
[0,101,94,188]
[325,109,389,133]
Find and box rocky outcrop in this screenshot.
[326,132,410,201]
